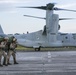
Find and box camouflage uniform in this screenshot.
[7,37,18,65]
[0,38,8,66]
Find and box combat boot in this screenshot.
[14,62,18,64]
[13,57,18,64]
[8,63,12,65]
[3,63,8,66]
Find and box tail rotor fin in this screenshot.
[0,25,4,34]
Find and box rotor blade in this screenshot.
[59,18,75,20]
[24,15,75,21]
[18,3,55,10]
[19,6,46,10]
[24,15,46,19]
[54,7,76,12]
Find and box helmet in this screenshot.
[13,38,16,41]
[11,36,15,38]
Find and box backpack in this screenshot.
[6,36,15,51]
[8,37,13,43]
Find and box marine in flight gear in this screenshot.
[0,37,8,66]
[7,36,18,65]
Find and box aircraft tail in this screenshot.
[0,25,4,34]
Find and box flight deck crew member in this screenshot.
[0,37,8,66]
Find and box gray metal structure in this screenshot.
[0,25,7,38]
[13,3,76,51]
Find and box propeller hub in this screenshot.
[47,3,54,10]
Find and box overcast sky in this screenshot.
[0,0,76,34]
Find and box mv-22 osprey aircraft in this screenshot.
[14,3,76,51]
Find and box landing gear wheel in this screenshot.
[35,47,41,51]
[38,47,40,51]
